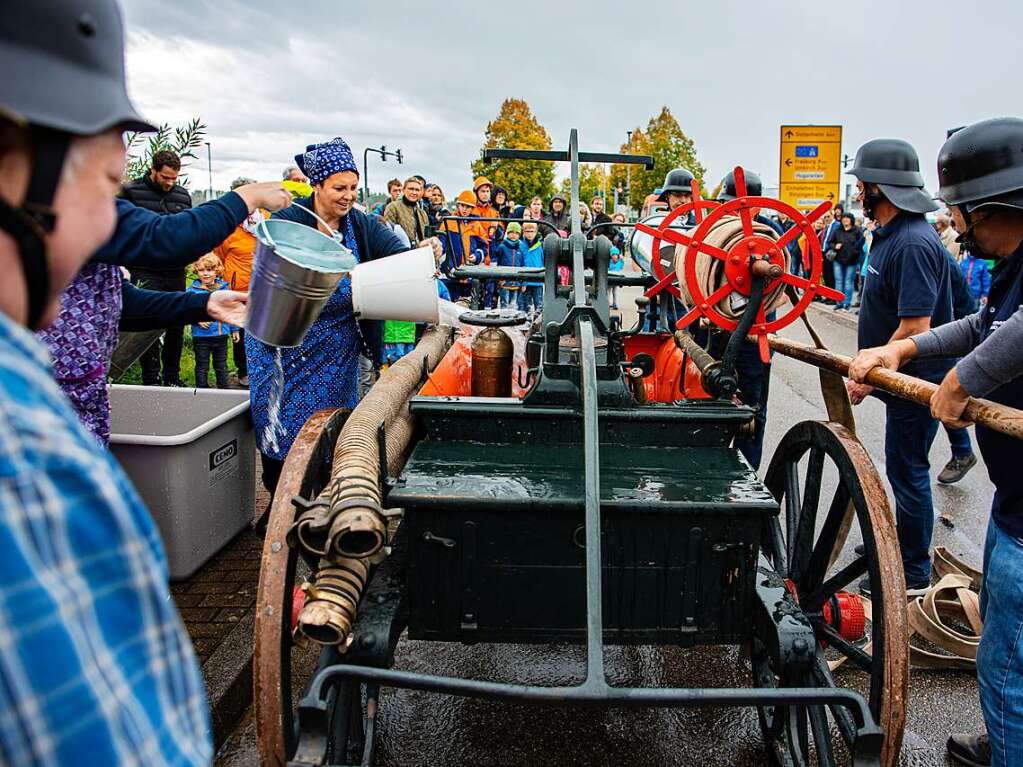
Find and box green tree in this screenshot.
[471,99,556,206]
[609,107,705,212]
[558,163,611,208]
[123,117,206,187]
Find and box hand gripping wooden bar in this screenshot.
[768,335,1023,441]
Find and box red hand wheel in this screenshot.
[634,179,720,300]
[671,167,844,362]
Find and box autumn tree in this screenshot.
[558,163,611,207]
[609,107,705,211]
[472,98,556,205]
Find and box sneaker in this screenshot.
[859,576,930,598]
[938,453,978,484]
[163,378,187,388]
[832,305,843,312]
[947,733,991,767]
[238,375,250,386]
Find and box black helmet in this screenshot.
[0,0,151,328]
[656,167,695,203]
[717,169,762,201]
[938,117,1023,213]
[848,139,938,214]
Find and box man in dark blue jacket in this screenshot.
[846,138,950,594]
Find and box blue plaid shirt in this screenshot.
[0,311,211,766]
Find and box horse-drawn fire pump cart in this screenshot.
[253,131,917,767]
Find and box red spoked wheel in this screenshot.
[635,179,720,300]
[672,167,844,361]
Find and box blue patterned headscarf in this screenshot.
[295,137,359,186]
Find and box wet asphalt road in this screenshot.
[219,296,989,766]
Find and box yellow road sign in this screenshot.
[779,125,842,210]
[778,182,840,211]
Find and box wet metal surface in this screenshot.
[219,300,985,766]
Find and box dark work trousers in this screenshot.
[260,453,284,496]
[696,328,770,470]
[132,270,185,384]
[945,423,974,459]
[233,328,248,378]
[193,335,230,388]
[884,398,940,586]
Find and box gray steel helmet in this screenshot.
[848,139,938,214]
[938,117,1023,213]
[717,169,762,201]
[657,167,696,203]
[0,0,153,135]
[0,0,152,329]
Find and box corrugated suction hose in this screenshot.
[291,326,454,647]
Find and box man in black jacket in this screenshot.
[119,148,193,385]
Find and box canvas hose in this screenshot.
[829,547,983,672]
[673,215,789,321]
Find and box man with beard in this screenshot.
[851,118,1023,767]
[846,138,951,597]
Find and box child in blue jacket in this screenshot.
[960,249,991,305]
[188,253,238,388]
[608,246,625,309]
[494,222,528,308]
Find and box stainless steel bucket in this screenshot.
[248,217,356,347]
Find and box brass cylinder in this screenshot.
[471,326,514,397]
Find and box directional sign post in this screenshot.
[779,125,842,211]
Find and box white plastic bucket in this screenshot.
[351,246,440,323]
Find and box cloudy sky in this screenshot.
[122,0,1018,202]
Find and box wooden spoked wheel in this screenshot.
[758,420,908,767]
[254,408,349,767]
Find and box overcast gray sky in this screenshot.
[122,0,1019,202]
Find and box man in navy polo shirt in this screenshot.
[846,138,952,594]
[850,117,1023,767]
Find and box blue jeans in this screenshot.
[832,261,857,308]
[520,285,543,313]
[884,400,939,585]
[946,423,974,458]
[499,287,521,308]
[979,517,1023,767]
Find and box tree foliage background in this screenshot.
[472,99,556,205]
[558,163,611,207]
[609,107,705,210]
[123,118,206,187]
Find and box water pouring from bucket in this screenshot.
[248,204,441,347]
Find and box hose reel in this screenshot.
[636,169,845,362]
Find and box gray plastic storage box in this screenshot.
[109,385,256,579]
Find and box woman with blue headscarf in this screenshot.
[247,137,406,494]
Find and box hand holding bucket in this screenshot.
[249,206,440,346]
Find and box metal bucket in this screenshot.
[248,215,356,347]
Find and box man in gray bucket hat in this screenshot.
[846,137,955,599]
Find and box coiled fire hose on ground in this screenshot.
[673,215,790,320]
[291,325,454,646]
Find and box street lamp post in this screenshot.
[625,130,633,210]
[362,145,403,207]
[205,141,213,201]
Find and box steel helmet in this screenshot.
[656,167,696,203]
[847,139,938,214]
[455,190,476,207]
[938,117,1023,213]
[473,176,493,191]
[0,0,153,328]
[717,169,762,201]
